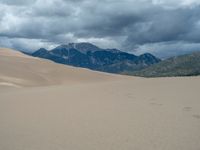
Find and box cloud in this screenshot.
[0,0,35,5]
[0,0,200,58]
[133,41,200,59]
[124,6,200,44]
[0,36,57,52]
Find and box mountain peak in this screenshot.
[54,42,101,54]
[72,42,101,53]
[139,53,155,57]
[32,48,49,57]
[38,48,48,52]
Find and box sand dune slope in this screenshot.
[0,48,200,150]
[0,48,118,88]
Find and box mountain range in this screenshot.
[129,51,200,77]
[29,43,200,77]
[31,43,161,73]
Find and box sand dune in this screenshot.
[0,48,200,150]
[0,48,120,88]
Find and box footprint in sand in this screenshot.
[183,106,192,112]
[192,114,200,119]
[150,102,163,106]
[182,107,200,120]
[127,93,136,99]
[149,98,156,101]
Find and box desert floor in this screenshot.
[0,48,200,150]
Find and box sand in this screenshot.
[0,48,120,88]
[0,48,200,150]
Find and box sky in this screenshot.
[0,0,200,58]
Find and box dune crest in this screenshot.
[0,48,120,88]
[0,48,35,58]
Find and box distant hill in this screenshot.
[127,52,200,77]
[31,43,161,73]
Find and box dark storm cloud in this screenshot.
[0,0,200,57]
[125,7,200,45]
